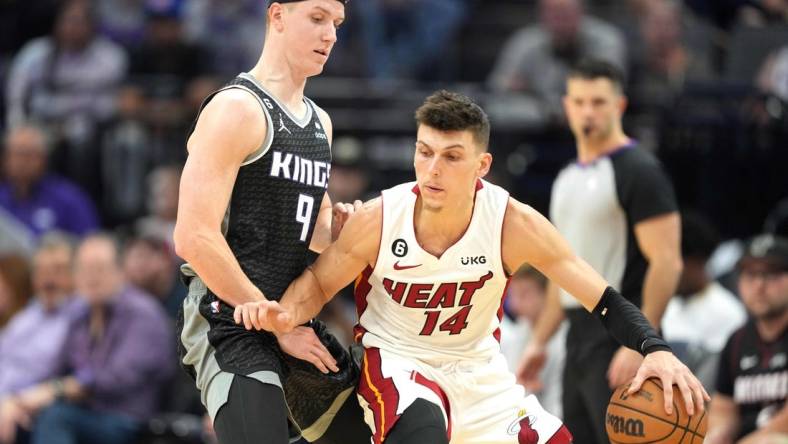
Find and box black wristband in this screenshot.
[592,286,672,356]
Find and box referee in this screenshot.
[517,59,683,444]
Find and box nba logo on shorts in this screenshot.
[211,301,220,314]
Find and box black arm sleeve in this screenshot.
[592,286,672,355]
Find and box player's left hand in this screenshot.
[628,350,710,417]
[331,200,363,241]
[276,326,340,374]
[607,346,643,389]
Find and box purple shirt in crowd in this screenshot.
[0,298,78,396]
[63,285,175,421]
[0,175,99,237]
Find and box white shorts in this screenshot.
[357,347,572,444]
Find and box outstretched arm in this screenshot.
[234,199,382,332]
[502,198,709,415]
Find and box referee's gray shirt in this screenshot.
[550,143,678,309]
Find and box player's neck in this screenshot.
[413,193,475,257]
[249,48,309,114]
[577,132,630,164]
[756,309,788,343]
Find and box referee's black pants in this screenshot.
[562,309,618,444]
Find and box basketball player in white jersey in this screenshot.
[234,91,710,444]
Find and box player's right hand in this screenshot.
[516,342,547,392]
[233,300,295,334]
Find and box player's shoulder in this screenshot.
[188,88,268,158]
[504,197,544,231]
[354,197,383,226]
[505,196,537,217]
[339,197,383,258]
[203,88,268,125]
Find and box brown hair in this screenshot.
[415,90,491,151]
[567,59,626,94]
[0,255,33,328]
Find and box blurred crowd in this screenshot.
[0,0,787,443]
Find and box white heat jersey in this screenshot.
[355,179,511,362]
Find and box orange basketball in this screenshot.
[606,378,707,444]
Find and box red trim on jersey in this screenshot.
[353,266,374,342]
[358,348,400,444]
[546,424,573,444]
[412,371,453,440]
[493,277,513,343]
[500,196,512,279]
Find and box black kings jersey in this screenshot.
[185,72,331,302]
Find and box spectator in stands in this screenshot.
[628,0,715,149]
[98,84,153,227]
[0,208,34,257]
[8,234,174,444]
[758,45,788,101]
[661,212,746,387]
[95,0,148,48]
[707,234,788,444]
[684,0,787,31]
[184,0,267,76]
[354,0,469,80]
[487,0,626,125]
[5,0,127,162]
[135,165,180,250]
[0,126,98,237]
[0,255,32,332]
[122,233,185,319]
[130,0,210,99]
[0,234,76,444]
[737,0,788,27]
[500,265,567,418]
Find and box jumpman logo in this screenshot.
[278,115,291,134]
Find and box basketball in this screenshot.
[606,378,707,444]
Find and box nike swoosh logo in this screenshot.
[393,261,422,270]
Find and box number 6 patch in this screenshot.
[391,239,408,258]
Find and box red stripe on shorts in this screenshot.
[412,371,452,440]
[358,348,400,444]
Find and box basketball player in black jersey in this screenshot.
[706,235,788,444]
[173,1,370,444]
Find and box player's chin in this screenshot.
[305,65,326,77]
[422,196,445,211]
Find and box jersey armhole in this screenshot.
[306,97,332,151]
[496,191,512,279]
[369,194,386,274]
[215,84,274,166]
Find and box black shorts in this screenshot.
[175,275,359,441]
